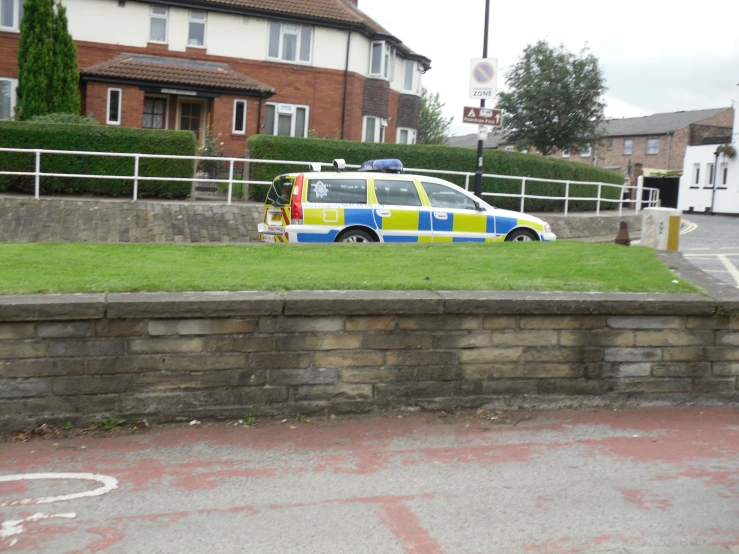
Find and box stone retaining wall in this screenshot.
[1,291,738,431]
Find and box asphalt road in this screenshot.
[1,408,738,553]
[679,214,739,288]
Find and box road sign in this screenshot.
[469,58,498,100]
[463,106,503,127]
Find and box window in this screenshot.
[0,0,23,31]
[561,149,570,158]
[374,179,421,207]
[624,139,633,155]
[692,164,700,188]
[369,41,393,79]
[706,163,715,187]
[396,127,415,145]
[268,22,312,63]
[720,163,728,187]
[421,182,478,210]
[307,178,367,204]
[403,60,419,92]
[362,116,386,143]
[0,77,17,120]
[106,88,122,125]
[607,139,613,150]
[232,99,247,134]
[149,5,168,43]
[647,138,660,155]
[188,10,206,47]
[265,103,308,137]
[142,97,166,129]
[580,144,592,157]
[505,146,515,152]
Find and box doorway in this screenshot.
[178,99,207,144]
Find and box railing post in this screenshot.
[227,159,234,205]
[520,178,526,213]
[618,186,624,217]
[133,154,140,202]
[464,174,470,191]
[34,150,41,199]
[564,181,570,217]
[596,183,601,215]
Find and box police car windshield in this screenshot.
[267,177,294,206]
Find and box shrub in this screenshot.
[246,136,624,211]
[0,122,197,198]
[28,113,99,125]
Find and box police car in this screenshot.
[257,159,556,243]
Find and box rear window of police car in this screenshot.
[307,179,367,204]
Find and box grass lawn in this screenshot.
[0,242,699,295]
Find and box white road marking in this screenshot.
[683,247,711,251]
[717,255,739,287]
[1,513,77,546]
[680,220,698,235]
[0,473,118,507]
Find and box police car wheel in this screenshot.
[337,230,375,243]
[505,229,538,242]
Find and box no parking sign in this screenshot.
[469,58,498,100]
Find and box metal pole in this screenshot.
[596,183,601,215]
[709,149,719,215]
[227,159,234,205]
[520,178,526,212]
[34,150,40,199]
[133,155,140,202]
[473,0,491,199]
[564,181,570,217]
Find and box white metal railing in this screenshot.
[0,147,660,213]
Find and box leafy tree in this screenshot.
[497,41,606,156]
[16,0,55,119]
[418,88,453,145]
[50,1,80,114]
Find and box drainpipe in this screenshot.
[666,132,672,170]
[257,95,263,135]
[340,31,352,140]
[710,148,720,215]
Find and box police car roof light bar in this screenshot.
[359,159,404,173]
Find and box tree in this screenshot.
[418,88,453,145]
[50,1,80,114]
[496,41,606,156]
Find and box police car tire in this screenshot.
[337,229,375,243]
[504,229,538,242]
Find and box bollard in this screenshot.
[615,221,630,246]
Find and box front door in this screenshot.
[178,99,205,143]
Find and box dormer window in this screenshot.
[369,41,393,79]
[268,22,313,63]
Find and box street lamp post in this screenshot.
[473,0,491,199]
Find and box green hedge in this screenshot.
[0,122,197,198]
[247,136,625,212]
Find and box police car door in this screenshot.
[419,181,495,242]
[371,178,432,242]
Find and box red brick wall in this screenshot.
[84,81,144,128]
[0,32,19,79]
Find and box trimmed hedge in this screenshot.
[0,122,197,198]
[247,136,625,212]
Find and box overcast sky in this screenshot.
[359,0,739,137]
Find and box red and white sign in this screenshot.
[462,107,503,127]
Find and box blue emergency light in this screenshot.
[359,159,404,173]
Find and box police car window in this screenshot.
[421,182,477,210]
[307,179,367,204]
[374,179,421,207]
[267,176,294,206]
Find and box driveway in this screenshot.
[1,408,738,553]
[680,214,739,288]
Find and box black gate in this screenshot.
[644,176,680,208]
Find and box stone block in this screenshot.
[663,347,707,362]
[340,368,414,383]
[386,350,456,367]
[519,316,606,330]
[415,366,462,381]
[614,378,692,393]
[586,363,651,378]
[206,336,273,353]
[133,372,231,392]
[599,294,713,316]
[481,379,538,395]
[0,378,51,398]
[708,347,739,362]
[461,365,491,380]
[249,353,312,370]
[275,335,362,352]
[0,323,35,340]
[0,341,47,359]
[607,316,683,329]
[345,316,396,332]
[52,375,132,396]
[294,384,372,401]
[269,368,339,386]
[716,332,739,346]
[482,317,518,330]
[0,293,105,321]
[148,319,256,336]
[363,334,433,350]
[651,362,710,377]
[236,387,290,405]
[374,381,458,399]
[398,316,481,331]
[285,290,443,316]
[230,370,267,387]
[692,378,736,393]
[94,319,147,338]
[128,338,204,354]
[37,322,94,338]
[536,379,614,395]
[2,358,87,378]
[686,317,735,330]
[440,291,600,315]
[48,339,124,358]
[433,333,492,349]
[313,351,385,368]
[492,364,584,379]
[113,353,246,374]
[712,362,739,376]
[635,331,714,347]
[459,347,523,364]
[560,330,634,347]
[107,291,283,319]
[604,348,661,362]
[259,317,344,334]
[491,331,558,347]
[522,348,603,363]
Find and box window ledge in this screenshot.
[266,58,312,67]
[0,27,20,34]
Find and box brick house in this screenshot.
[0,0,430,156]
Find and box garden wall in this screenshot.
[1,290,737,431]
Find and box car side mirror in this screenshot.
[474,200,485,212]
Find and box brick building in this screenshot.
[0,0,430,156]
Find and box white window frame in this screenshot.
[561,149,570,158]
[0,0,22,31]
[188,10,206,48]
[369,41,393,80]
[267,22,313,64]
[106,88,122,125]
[706,163,715,188]
[265,102,309,137]
[720,163,728,188]
[0,77,18,121]
[396,127,415,145]
[691,164,700,188]
[232,98,247,135]
[403,60,416,92]
[505,146,515,152]
[580,144,592,157]
[624,139,633,155]
[646,138,659,155]
[149,5,168,44]
[362,116,386,143]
